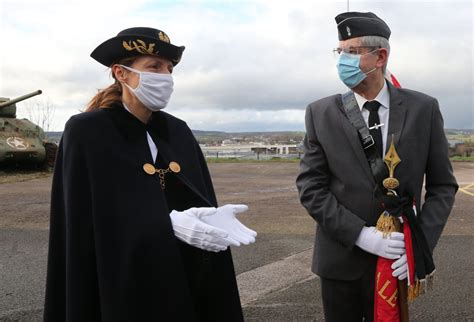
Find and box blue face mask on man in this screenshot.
[336,51,378,88]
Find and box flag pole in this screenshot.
[383,75,410,322]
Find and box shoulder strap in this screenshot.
[341,91,387,184]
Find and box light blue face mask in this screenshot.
[336,52,377,88]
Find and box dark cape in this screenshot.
[43,103,243,322]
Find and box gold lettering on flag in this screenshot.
[377,272,399,308]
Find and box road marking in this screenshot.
[459,188,474,196]
[236,248,315,306]
[461,183,474,189]
[459,183,474,196]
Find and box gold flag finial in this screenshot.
[382,135,401,191]
[377,135,402,236]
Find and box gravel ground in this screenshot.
[0,161,472,321]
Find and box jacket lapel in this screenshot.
[105,104,154,165]
[337,95,376,185]
[386,82,406,153]
[149,113,214,207]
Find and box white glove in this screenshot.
[169,208,235,252]
[391,254,408,280]
[200,204,257,246]
[355,226,405,259]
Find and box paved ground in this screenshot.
[0,162,473,321]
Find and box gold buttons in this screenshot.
[142,161,181,189]
[169,161,181,173]
[143,163,156,175]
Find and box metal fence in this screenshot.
[202,150,301,160]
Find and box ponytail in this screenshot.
[85,56,138,112]
[85,81,122,112]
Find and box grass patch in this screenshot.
[450,156,474,162]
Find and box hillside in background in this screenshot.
[46,132,63,143]
[46,129,472,146]
[46,130,306,145]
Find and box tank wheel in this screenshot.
[44,142,58,170]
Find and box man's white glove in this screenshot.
[355,226,405,259]
[200,204,257,246]
[170,208,238,252]
[391,254,408,280]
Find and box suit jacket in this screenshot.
[296,82,458,280]
[44,103,243,322]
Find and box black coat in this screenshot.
[44,104,243,322]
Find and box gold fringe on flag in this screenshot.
[408,282,419,300]
[407,271,436,301]
[426,270,436,291]
[375,211,400,238]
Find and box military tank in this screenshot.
[0,90,58,169]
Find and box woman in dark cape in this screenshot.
[44,27,256,322]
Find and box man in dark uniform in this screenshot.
[296,12,457,321]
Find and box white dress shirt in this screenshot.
[353,80,390,155]
[123,103,158,163]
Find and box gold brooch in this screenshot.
[123,39,156,55]
[143,161,181,189]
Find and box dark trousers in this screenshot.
[320,264,376,322]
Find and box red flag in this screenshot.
[376,73,435,320]
[403,213,416,299]
[374,256,400,321]
[373,213,403,322]
[383,71,420,296]
[385,69,401,88]
[374,71,407,321]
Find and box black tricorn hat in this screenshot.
[335,12,391,40]
[90,27,185,66]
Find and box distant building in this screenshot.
[447,140,473,157]
[251,147,269,154]
[222,139,237,145]
[448,139,464,148]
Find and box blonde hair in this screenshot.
[85,56,138,112]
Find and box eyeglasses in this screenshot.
[332,46,380,56]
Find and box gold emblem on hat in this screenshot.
[123,39,156,55]
[158,31,170,43]
[382,135,401,192]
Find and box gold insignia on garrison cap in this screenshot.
[158,31,170,43]
[122,39,156,55]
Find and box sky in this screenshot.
[0,0,473,132]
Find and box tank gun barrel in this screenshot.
[0,90,43,108]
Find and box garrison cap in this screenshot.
[91,27,185,67]
[335,12,391,40]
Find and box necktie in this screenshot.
[364,100,383,158]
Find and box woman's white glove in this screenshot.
[391,254,408,280]
[169,208,237,252]
[355,226,405,259]
[200,204,257,246]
